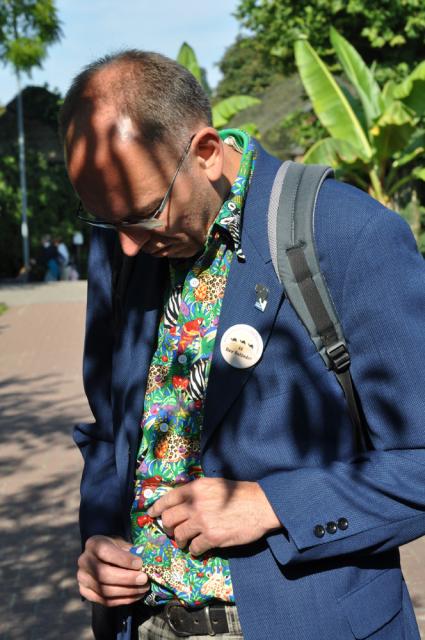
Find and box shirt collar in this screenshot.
[207,129,256,261]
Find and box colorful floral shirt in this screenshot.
[130,129,256,607]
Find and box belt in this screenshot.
[158,601,231,637]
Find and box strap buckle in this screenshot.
[326,341,351,373]
[164,603,191,637]
[164,602,217,637]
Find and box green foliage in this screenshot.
[0,86,86,278]
[176,43,212,97]
[0,1,62,274]
[177,42,207,89]
[212,95,260,129]
[176,42,261,130]
[0,302,8,315]
[279,109,327,153]
[294,29,425,243]
[223,74,312,160]
[236,0,425,82]
[0,145,83,277]
[0,0,62,73]
[215,36,282,100]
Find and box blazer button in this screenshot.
[338,517,349,531]
[326,521,338,534]
[313,524,325,538]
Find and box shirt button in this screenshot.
[160,423,169,432]
[338,517,349,531]
[326,521,338,535]
[178,354,187,364]
[313,524,325,538]
[190,277,200,288]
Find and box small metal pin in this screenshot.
[255,283,269,312]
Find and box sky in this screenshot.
[0,0,242,106]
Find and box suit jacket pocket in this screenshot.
[337,567,402,639]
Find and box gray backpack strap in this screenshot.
[268,161,367,452]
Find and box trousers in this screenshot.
[137,604,244,639]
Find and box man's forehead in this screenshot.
[65,113,172,215]
[67,109,152,169]
[66,102,137,147]
[116,116,140,142]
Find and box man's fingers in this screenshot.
[85,535,143,570]
[188,534,211,557]
[78,571,150,598]
[173,520,201,550]
[148,484,189,517]
[160,504,190,534]
[79,561,149,587]
[79,584,147,607]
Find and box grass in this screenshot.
[0,302,8,316]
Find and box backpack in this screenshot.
[268,160,369,452]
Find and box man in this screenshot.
[60,50,425,640]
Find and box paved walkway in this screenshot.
[0,282,92,640]
[0,282,424,639]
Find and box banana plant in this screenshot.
[177,43,260,133]
[294,28,425,210]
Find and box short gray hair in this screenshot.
[58,49,212,148]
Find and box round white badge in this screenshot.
[220,324,264,369]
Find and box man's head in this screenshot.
[60,50,240,258]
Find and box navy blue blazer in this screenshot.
[74,144,425,640]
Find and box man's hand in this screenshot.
[77,535,150,607]
[147,478,281,556]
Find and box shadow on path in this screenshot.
[0,471,92,640]
[0,373,87,447]
[0,374,93,640]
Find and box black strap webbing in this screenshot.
[287,247,339,347]
[288,245,367,451]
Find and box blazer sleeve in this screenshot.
[73,228,125,546]
[260,197,425,566]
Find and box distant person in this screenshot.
[68,258,79,281]
[55,237,70,280]
[41,235,60,282]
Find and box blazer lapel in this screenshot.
[112,254,167,489]
[202,147,284,450]
[202,241,284,450]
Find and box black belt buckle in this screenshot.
[164,602,218,637]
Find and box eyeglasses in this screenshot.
[76,134,195,231]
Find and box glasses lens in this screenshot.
[124,218,164,230]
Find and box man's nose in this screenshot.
[118,229,150,256]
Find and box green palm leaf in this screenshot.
[303,137,368,166]
[413,167,425,182]
[330,27,381,127]
[294,39,372,161]
[371,101,417,160]
[176,42,202,84]
[393,61,425,117]
[212,96,260,129]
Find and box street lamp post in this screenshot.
[16,71,30,275]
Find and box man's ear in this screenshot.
[191,127,223,182]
